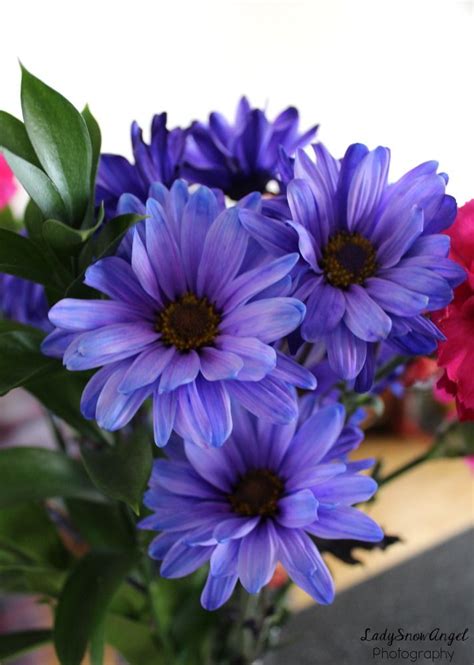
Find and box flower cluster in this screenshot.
[4,93,466,612]
[96,98,317,217]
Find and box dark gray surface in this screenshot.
[269,529,474,665]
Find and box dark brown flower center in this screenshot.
[321,232,377,289]
[229,469,284,517]
[156,293,220,351]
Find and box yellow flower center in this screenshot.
[321,232,377,289]
[157,293,220,351]
[229,469,284,517]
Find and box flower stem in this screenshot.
[378,449,432,486]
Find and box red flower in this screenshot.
[434,200,474,421]
[0,155,16,210]
[267,562,289,589]
[402,357,439,388]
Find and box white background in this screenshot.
[1,0,473,203]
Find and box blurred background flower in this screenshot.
[0,154,16,209]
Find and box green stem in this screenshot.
[374,354,407,383]
[378,448,432,486]
[141,559,175,662]
[45,410,67,452]
[299,342,312,365]
[252,587,271,660]
[240,588,274,664]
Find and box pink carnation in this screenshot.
[0,154,16,209]
[434,200,474,421]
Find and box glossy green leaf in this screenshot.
[2,149,67,221]
[43,218,87,251]
[22,200,76,292]
[43,214,103,253]
[81,433,152,512]
[81,106,102,229]
[0,629,52,662]
[0,321,58,395]
[21,66,92,225]
[54,551,136,665]
[65,212,142,298]
[82,105,101,190]
[0,227,55,285]
[24,198,44,243]
[92,212,144,258]
[0,110,41,166]
[0,447,100,507]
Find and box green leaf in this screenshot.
[105,614,165,665]
[1,149,67,221]
[89,621,105,665]
[0,629,52,662]
[24,198,45,243]
[54,551,136,665]
[0,206,20,232]
[23,201,76,292]
[21,66,92,225]
[92,213,144,258]
[0,110,41,166]
[80,107,102,230]
[0,502,68,569]
[0,447,100,507]
[66,499,135,551]
[26,368,110,444]
[0,226,62,286]
[0,321,58,395]
[82,105,101,191]
[430,421,474,459]
[109,578,147,618]
[0,563,66,596]
[81,432,152,512]
[43,214,103,253]
[67,212,144,299]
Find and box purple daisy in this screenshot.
[96,113,187,217]
[0,272,50,331]
[139,402,382,610]
[42,183,313,447]
[183,97,317,201]
[240,143,465,389]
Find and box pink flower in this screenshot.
[0,155,16,210]
[434,200,474,421]
[447,199,474,276]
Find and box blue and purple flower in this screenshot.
[241,144,465,390]
[42,182,313,447]
[140,402,382,610]
[96,113,187,217]
[183,97,317,201]
[0,272,50,331]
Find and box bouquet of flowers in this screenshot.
[0,67,472,665]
